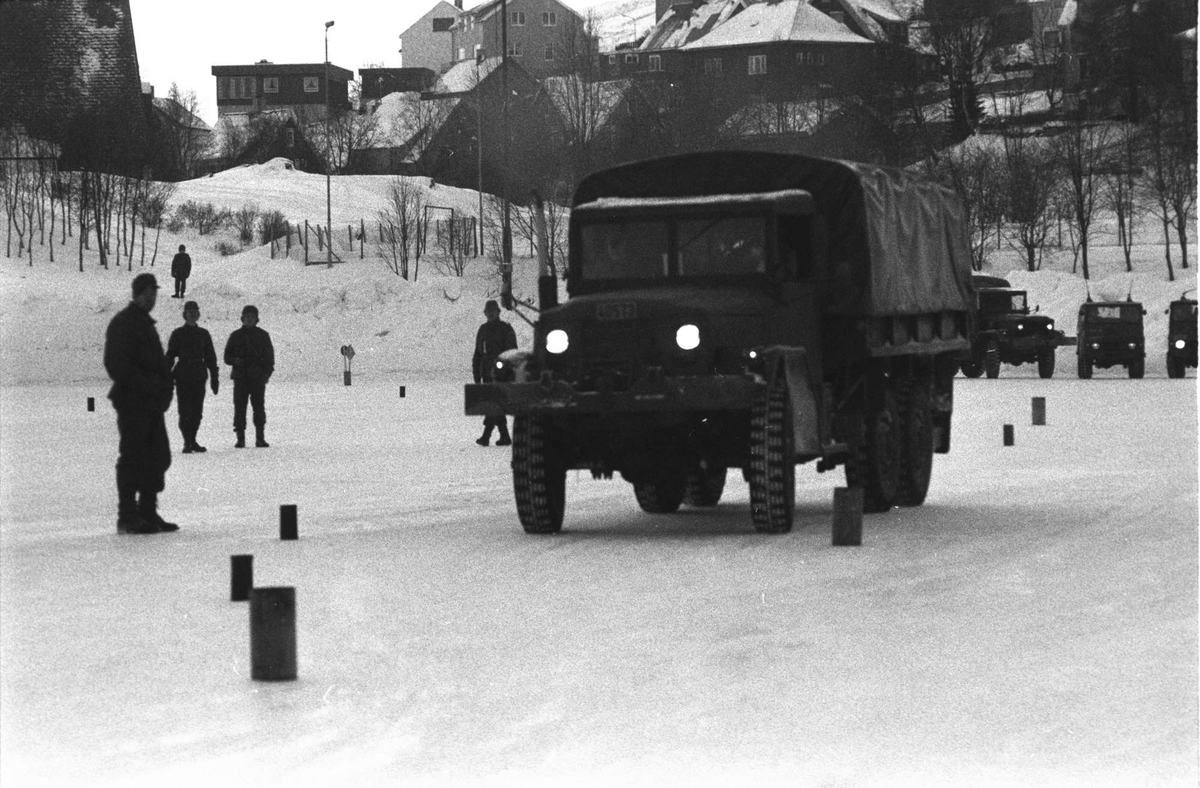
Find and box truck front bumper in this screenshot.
[465,375,763,418]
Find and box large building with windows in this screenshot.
[448,0,591,79]
[211,61,354,119]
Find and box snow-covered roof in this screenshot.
[428,56,502,95]
[681,0,873,49]
[640,0,741,50]
[151,97,211,132]
[1058,0,1077,27]
[542,76,634,136]
[852,0,904,24]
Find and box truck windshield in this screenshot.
[578,215,768,282]
[1090,305,1138,320]
[980,290,1027,313]
[1170,302,1197,320]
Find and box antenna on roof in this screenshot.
[1084,279,1093,302]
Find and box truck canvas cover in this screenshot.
[573,151,974,317]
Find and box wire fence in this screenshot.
[270,217,480,265]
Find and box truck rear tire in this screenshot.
[1168,356,1185,378]
[895,379,933,507]
[1037,347,1056,379]
[512,415,565,534]
[845,384,900,513]
[634,474,686,513]
[684,464,727,507]
[1077,352,1093,379]
[960,358,984,378]
[748,376,794,533]
[984,340,1001,379]
[1128,358,1144,379]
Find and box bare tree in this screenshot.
[924,139,1004,270]
[376,176,425,278]
[1103,121,1138,272]
[1059,118,1111,280]
[915,1,1006,138]
[164,83,205,178]
[1001,133,1058,271]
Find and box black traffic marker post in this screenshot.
[832,487,864,546]
[399,385,406,398]
[280,504,298,540]
[87,396,95,412]
[1003,424,1014,446]
[231,555,253,601]
[250,586,297,681]
[341,344,355,386]
[1032,397,1046,426]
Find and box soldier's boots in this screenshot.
[235,430,246,448]
[495,428,512,447]
[191,441,207,453]
[138,492,179,533]
[255,425,269,448]
[117,478,158,534]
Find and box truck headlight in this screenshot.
[676,324,700,351]
[546,329,569,354]
[1128,343,1136,349]
[1091,343,1100,350]
[1047,320,1054,330]
[1175,338,1187,350]
[1017,322,1024,331]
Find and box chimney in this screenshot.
[455,0,462,8]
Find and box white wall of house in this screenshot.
[401,0,461,72]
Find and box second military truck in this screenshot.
[466,152,975,534]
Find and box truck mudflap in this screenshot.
[765,347,822,456]
[465,374,764,418]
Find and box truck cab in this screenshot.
[962,286,1064,379]
[1076,299,1146,378]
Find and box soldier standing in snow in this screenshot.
[472,299,517,446]
[170,244,192,299]
[223,304,275,448]
[166,300,219,453]
[103,273,180,534]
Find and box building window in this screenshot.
[648,54,663,72]
[304,76,319,93]
[459,47,466,60]
[285,127,295,147]
[625,53,639,64]
[1042,29,1060,54]
[508,40,522,57]
[263,77,279,93]
[545,43,555,61]
[818,52,826,66]
[542,11,557,26]
[608,53,617,65]
[226,76,257,100]
[748,54,767,75]
[511,11,525,26]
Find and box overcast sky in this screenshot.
[128,0,610,126]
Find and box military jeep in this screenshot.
[960,287,1065,379]
[1166,294,1197,379]
[1076,299,1146,379]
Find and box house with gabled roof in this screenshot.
[449,0,595,80]
[399,0,461,72]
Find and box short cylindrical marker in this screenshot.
[343,370,351,386]
[1003,424,1014,446]
[231,554,253,601]
[87,396,95,412]
[280,504,298,540]
[399,385,406,398]
[832,487,864,546]
[1032,397,1046,426]
[250,586,297,681]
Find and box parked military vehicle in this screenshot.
[959,281,1069,379]
[1076,298,1146,378]
[465,152,975,534]
[1166,293,1197,378]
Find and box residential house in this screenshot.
[145,85,214,179]
[196,110,322,175]
[400,0,462,71]
[450,0,594,79]
[0,0,149,174]
[211,61,354,120]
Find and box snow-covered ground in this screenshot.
[1,165,1196,787]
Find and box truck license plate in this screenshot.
[596,302,637,321]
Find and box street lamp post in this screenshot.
[500,0,512,307]
[325,20,335,267]
[476,46,485,257]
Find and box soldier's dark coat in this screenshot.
[224,324,275,383]
[473,320,517,383]
[167,323,219,443]
[104,302,172,489]
[170,251,192,281]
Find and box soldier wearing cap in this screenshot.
[223,304,275,448]
[166,300,219,453]
[103,273,180,534]
[472,299,517,446]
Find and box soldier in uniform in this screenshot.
[170,244,192,299]
[472,299,517,446]
[103,273,180,534]
[223,304,275,448]
[166,300,219,453]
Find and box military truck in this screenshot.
[959,284,1067,379]
[1166,293,1197,379]
[465,152,974,534]
[1076,298,1146,378]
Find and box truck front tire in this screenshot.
[634,474,686,513]
[748,377,795,533]
[512,415,565,534]
[984,339,1001,379]
[1037,347,1056,379]
[1168,356,1185,378]
[684,464,727,507]
[1077,352,1093,379]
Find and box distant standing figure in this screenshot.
[166,300,219,453]
[171,245,192,298]
[472,299,517,446]
[224,304,275,448]
[103,272,179,534]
